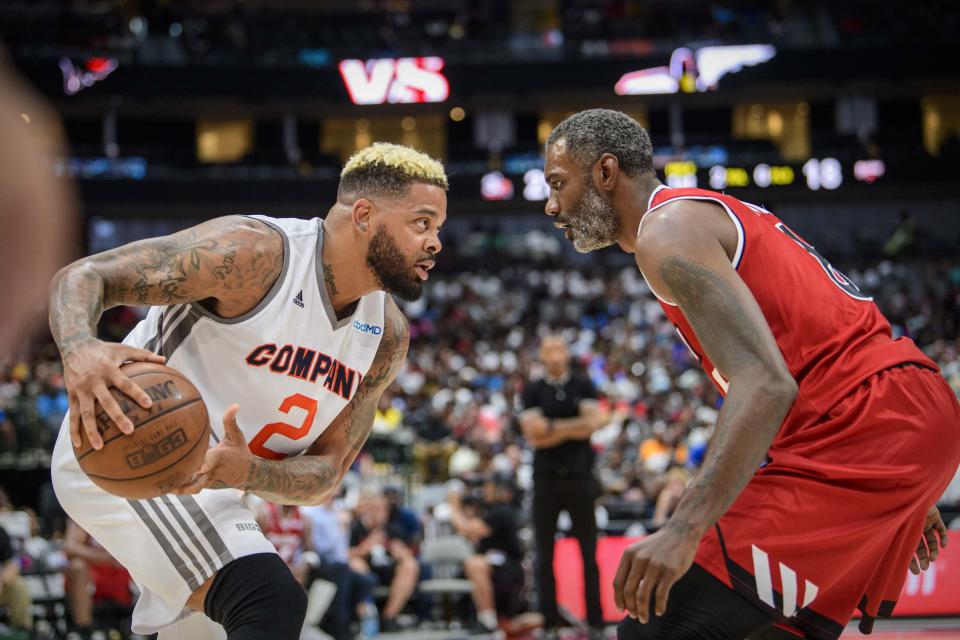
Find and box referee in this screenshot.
[519,334,605,633]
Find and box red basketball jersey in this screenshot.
[263,502,305,564]
[643,185,938,434]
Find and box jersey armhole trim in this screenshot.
[642,195,746,270]
[637,193,746,307]
[188,215,290,325]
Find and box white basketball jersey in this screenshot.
[122,215,386,458]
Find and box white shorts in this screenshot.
[51,417,277,635]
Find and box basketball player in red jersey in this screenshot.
[543,109,960,640]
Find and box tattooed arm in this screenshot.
[240,297,410,505]
[612,200,798,621]
[50,215,283,353]
[50,216,284,449]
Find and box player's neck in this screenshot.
[320,218,379,316]
[614,175,663,253]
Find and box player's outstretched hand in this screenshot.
[613,526,699,623]
[63,339,166,450]
[173,404,253,495]
[910,505,949,575]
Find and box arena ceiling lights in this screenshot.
[338,57,450,105]
[614,45,776,96]
[60,57,119,96]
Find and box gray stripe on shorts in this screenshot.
[176,495,233,564]
[159,495,218,580]
[144,498,207,590]
[128,498,201,591]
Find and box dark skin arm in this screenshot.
[49,216,284,449]
[173,297,410,505]
[613,200,798,622]
[519,400,605,448]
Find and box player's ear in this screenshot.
[352,198,374,233]
[596,153,619,192]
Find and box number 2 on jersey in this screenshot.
[248,393,317,460]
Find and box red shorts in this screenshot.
[90,563,133,607]
[694,364,960,639]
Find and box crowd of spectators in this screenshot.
[2,0,957,66]
[0,249,957,636]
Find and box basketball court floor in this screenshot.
[369,618,960,640]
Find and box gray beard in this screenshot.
[570,183,620,253]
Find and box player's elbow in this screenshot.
[759,368,798,405]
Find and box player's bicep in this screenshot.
[83,215,283,312]
[637,211,790,383]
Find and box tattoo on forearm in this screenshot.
[323,262,339,297]
[244,456,337,505]
[50,268,102,357]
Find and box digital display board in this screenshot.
[483,159,886,201]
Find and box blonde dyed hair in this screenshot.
[339,143,448,201]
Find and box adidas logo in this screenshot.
[293,290,304,308]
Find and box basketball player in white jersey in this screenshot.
[49,143,447,639]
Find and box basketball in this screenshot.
[73,362,210,500]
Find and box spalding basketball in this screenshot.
[74,362,210,500]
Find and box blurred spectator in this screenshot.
[255,501,313,585]
[0,522,31,634]
[383,487,421,546]
[884,209,918,258]
[348,489,421,630]
[447,477,531,634]
[301,499,376,640]
[62,518,130,637]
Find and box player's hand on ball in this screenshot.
[910,505,948,575]
[173,404,253,495]
[613,526,699,623]
[62,339,166,450]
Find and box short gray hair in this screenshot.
[547,109,654,178]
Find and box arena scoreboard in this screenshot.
[480,159,887,201]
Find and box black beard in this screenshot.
[366,224,423,301]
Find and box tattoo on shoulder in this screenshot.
[657,255,762,372]
[96,217,282,309]
[342,301,410,450]
[657,256,722,314]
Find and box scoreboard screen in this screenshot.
[481,159,887,202]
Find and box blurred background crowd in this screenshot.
[0,246,957,638]
[1,0,959,638]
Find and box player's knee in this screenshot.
[205,553,306,639]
